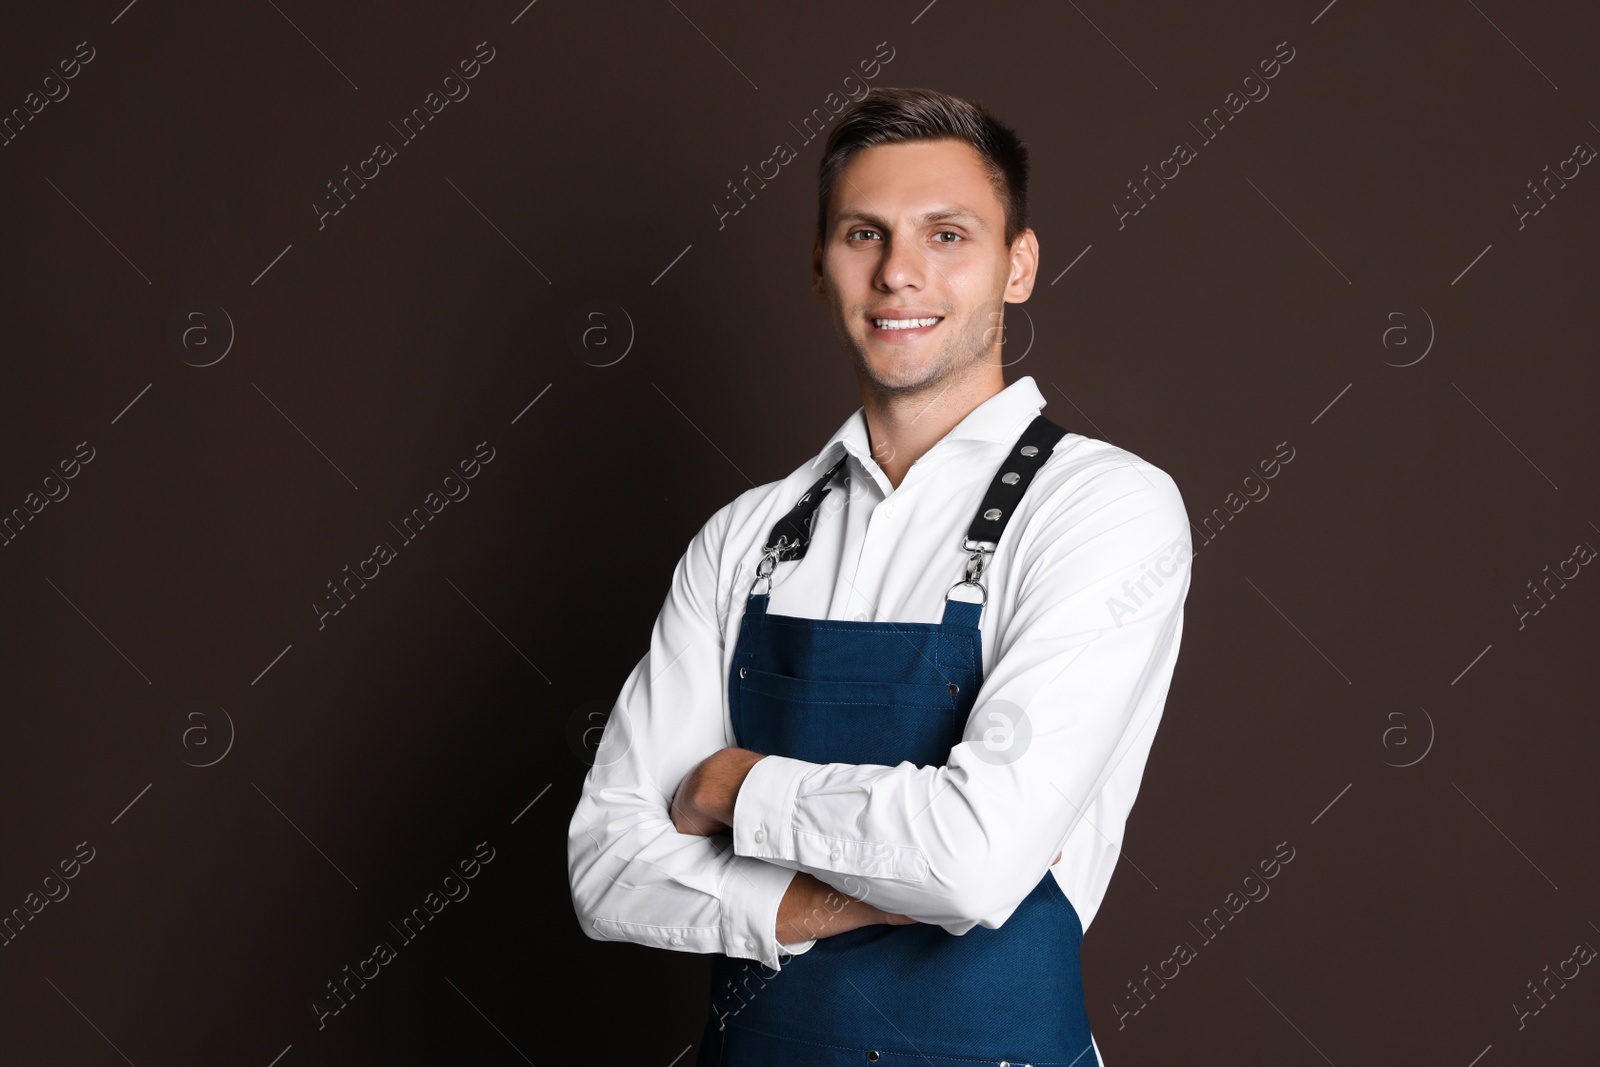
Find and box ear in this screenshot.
[1003,228,1040,305]
[812,232,827,300]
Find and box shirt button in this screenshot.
[669,934,684,946]
[754,828,767,844]
[830,847,843,862]
[854,611,868,622]
[744,937,757,952]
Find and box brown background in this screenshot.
[0,0,1595,1063]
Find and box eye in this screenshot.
[932,230,964,243]
[847,228,881,242]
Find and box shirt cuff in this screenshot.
[732,754,812,863]
[720,854,815,969]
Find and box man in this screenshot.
[567,86,1192,1066]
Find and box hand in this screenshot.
[670,748,766,836]
[775,872,917,946]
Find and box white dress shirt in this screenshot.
[567,374,1192,999]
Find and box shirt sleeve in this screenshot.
[729,460,1192,934]
[566,497,817,970]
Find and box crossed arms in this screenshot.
[565,460,1191,971]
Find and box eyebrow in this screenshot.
[834,207,989,231]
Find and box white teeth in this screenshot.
[873,317,941,330]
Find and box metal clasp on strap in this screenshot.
[750,538,789,595]
[962,537,997,583]
[946,537,997,605]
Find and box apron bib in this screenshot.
[697,415,1098,1067]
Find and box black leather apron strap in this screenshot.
[759,451,851,564]
[945,413,1070,606]
[964,414,1070,550]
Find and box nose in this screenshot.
[875,229,927,292]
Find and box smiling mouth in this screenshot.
[871,316,943,330]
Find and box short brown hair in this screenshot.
[816,86,1030,246]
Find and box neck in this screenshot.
[857,359,1005,489]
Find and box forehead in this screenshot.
[829,138,1002,226]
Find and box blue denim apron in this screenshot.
[697,415,1098,1067]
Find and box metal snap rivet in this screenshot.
[867,1054,880,1063]
[984,507,1002,521]
[1020,444,1039,457]
[1001,471,1020,485]
[739,667,747,678]
[948,683,959,695]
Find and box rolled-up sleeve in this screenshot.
[730,461,1192,934]
[567,499,817,970]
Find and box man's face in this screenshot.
[813,138,1037,396]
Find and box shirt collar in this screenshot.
[809,375,1048,475]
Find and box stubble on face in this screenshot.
[825,286,1003,399]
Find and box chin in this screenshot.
[860,350,947,393]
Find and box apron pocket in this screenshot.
[736,668,965,767]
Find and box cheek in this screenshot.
[824,257,868,300]
[937,267,987,311]
[822,280,865,329]
[947,303,991,340]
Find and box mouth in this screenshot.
[866,313,944,343]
